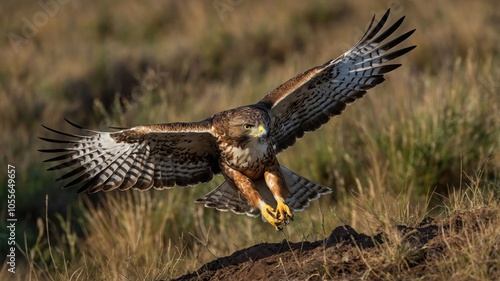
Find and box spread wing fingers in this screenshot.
[40,119,220,193]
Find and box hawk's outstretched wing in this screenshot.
[40,119,220,193]
[258,9,415,153]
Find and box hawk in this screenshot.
[41,9,415,230]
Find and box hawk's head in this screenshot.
[213,106,270,148]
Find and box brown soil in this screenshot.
[174,208,497,280]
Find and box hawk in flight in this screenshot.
[41,9,415,230]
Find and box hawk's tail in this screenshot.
[195,166,332,219]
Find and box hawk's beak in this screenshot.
[250,125,267,137]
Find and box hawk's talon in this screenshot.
[261,204,284,230]
[259,200,294,230]
[274,200,293,223]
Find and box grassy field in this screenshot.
[0,0,498,280]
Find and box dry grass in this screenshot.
[350,172,500,280]
[0,0,499,280]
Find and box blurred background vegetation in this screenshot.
[0,0,498,279]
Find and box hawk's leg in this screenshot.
[221,164,284,230]
[260,203,285,231]
[264,166,293,224]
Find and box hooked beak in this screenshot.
[250,125,267,137]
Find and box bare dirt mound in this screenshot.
[175,208,497,280]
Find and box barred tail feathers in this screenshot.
[280,166,332,212]
[195,180,261,217]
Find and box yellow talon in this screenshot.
[260,200,294,230]
[275,199,293,224]
[261,204,284,231]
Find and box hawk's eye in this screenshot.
[243,124,252,130]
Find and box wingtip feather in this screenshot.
[64,118,83,129]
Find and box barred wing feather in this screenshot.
[40,119,220,193]
[259,9,416,153]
